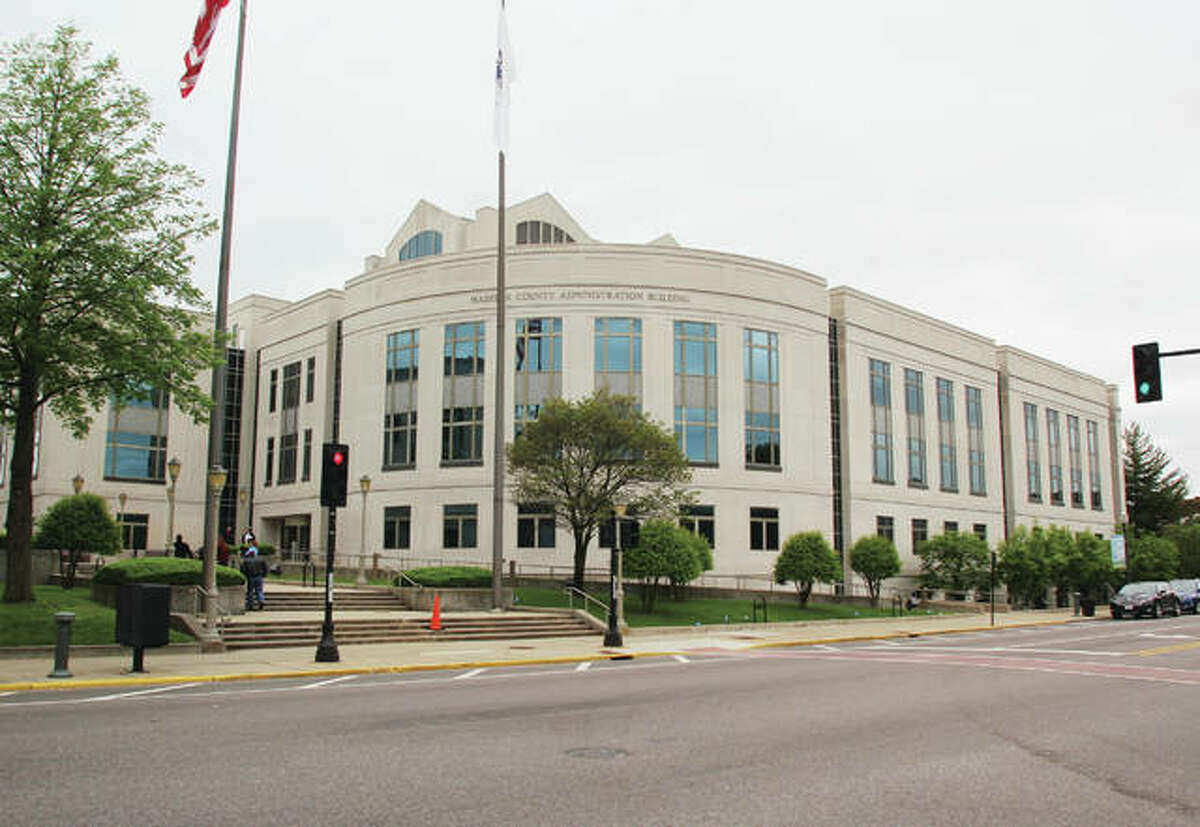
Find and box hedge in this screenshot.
[93,557,245,586]
[397,566,492,588]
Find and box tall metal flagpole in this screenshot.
[491,0,510,610]
[201,0,248,649]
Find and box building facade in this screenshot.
[1,194,1125,596]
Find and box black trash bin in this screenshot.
[1081,598,1096,617]
[116,584,170,671]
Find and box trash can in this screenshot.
[115,583,171,648]
[1081,598,1096,617]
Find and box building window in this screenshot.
[399,229,443,261]
[973,523,987,542]
[1024,402,1041,502]
[1087,420,1103,510]
[385,330,419,468]
[517,503,556,548]
[904,369,927,487]
[674,321,718,464]
[443,504,477,548]
[749,507,779,550]
[744,329,780,468]
[118,513,149,552]
[31,406,41,479]
[301,428,313,482]
[516,220,574,245]
[514,318,562,437]
[912,518,928,552]
[383,506,411,550]
[944,521,958,534]
[1067,415,1084,508]
[306,357,316,403]
[277,361,301,485]
[105,387,169,481]
[936,378,957,492]
[264,437,274,487]
[269,368,277,413]
[1047,409,1063,505]
[966,386,985,496]
[869,359,893,483]
[595,317,643,403]
[876,515,894,543]
[679,504,715,550]
[442,322,485,463]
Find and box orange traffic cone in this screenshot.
[429,592,442,631]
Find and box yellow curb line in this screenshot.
[0,615,1082,693]
[1134,640,1200,657]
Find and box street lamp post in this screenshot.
[71,474,84,495]
[118,492,128,556]
[166,457,181,557]
[604,505,626,648]
[201,466,227,651]
[356,475,371,585]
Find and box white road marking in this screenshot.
[0,691,15,697]
[862,644,1126,657]
[815,645,839,652]
[673,655,690,663]
[1139,633,1196,640]
[299,675,359,689]
[454,668,487,680]
[576,661,592,671]
[81,683,200,702]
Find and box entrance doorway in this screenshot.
[281,516,311,561]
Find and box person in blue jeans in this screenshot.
[240,544,266,610]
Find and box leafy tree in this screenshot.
[849,534,900,607]
[1162,524,1200,578]
[773,531,840,607]
[917,532,989,597]
[32,493,120,588]
[1124,423,1189,536]
[0,28,217,602]
[1063,532,1115,601]
[998,526,1052,607]
[624,520,709,612]
[1127,535,1179,581]
[1042,525,1078,606]
[508,389,692,588]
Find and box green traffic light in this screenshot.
[1139,381,1150,395]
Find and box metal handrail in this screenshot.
[564,586,608,618]
[394,570,424,590]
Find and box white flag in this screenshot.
[494,2,516,151]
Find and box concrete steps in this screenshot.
[258,591,404,612]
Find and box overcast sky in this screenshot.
[8,1,1200,489]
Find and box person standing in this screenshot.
[240,542,266,611]
[216,530,231,568]
[172,534,192,559]
[242,526,256,547]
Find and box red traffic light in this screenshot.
[332,451,345,465]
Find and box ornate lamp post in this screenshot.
[118,492,128,556]
[356,475,371,585]
[604,504,626,648]
[201,465,227,651]
[71,474,84,495]
[166,456,181,557]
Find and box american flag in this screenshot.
[179,0,232,99]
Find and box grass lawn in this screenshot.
[513,586,925,627]
[0,585,191,646]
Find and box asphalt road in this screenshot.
[4,616,1200,826]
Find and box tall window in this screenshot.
[119,514,149,552]
[869,359,893,483]
[105,388,169,481]
[674,322,718,464]
[517,503,556,548]
[277,361,300,484]
[749,507,779,551]
[1047,409,1063,505]
[1067,415,1083,508]
[268,368,277,413]
[912,518,928,552]
[514,318,562,437]
[595,318,642,404]
[442,322,485,463]
[966,386,985,496]
[399,229,443,261]
[680,505,715,550]
[1024,402,1041,502]
[904,368,927,487]
[937,378,957,492]
[264,437,274,487]
[516,220,574,245]
[385,330,419,468]
[744,330,780,468]
[876,515,895,543]
[306,356,316,403]
[1087,420,1103,510]
[384,506,411,550]
[301,428,313,482]
[443,504,477,548]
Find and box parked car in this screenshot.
[1110,581,1180,619]
[1168,579,1200,614]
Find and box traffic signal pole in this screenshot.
[316,443,349,662]
[1132,342,1200,404]
[315,505,339,662]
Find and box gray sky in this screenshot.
[8,1,1200,489]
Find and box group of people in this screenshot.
[176,526,267,611]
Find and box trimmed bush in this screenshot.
[398,565,492,588]
[93,557,245,586]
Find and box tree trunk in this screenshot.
[572,527,588,590]
[3,377,40,603]
[796,581,812,608]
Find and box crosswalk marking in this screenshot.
[81,683,199,702]
[454,668,487,680]
[299,675,359,690]
[576,661,592,671]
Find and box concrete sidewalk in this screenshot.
[0,607,1086,692]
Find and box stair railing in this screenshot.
[395,570,423,590]
[564,586,608,620]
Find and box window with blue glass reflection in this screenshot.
[399,230,443,261]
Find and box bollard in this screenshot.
[48,611,75,678]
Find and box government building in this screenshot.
[5,194,1124,596]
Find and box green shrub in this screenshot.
[233,542,277,557]
[93,557,245,586]
[774,531,841,607]
[397,565,491,588]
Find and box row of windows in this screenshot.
[876,515,987,547]
[1023,403,1103,509]
[267,357,317,413]
[395,221,573,265]
[869,359,986,496]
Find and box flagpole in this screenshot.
[201,0,248,649]
[491,148,506,610]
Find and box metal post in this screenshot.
[201,468,225,652]
[604,517,623,648]
[356,476,370,585]
[47,612,75,678]
[491,149,506,610]
[315,506,340,661]
[990,551,996,627]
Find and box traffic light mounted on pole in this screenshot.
[1132,342,1162,403]
[320,443,349,507]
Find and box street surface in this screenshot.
[4,616,1200,825]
